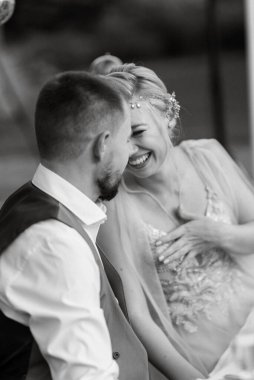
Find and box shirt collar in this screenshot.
[32,164,107,226]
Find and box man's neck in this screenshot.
[41,160,99,202]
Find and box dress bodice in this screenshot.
[144,187,244,334]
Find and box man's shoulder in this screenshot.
[3,219,95,267]
[24,220,91,254]
[1,220,99,289]
[26,218,80,238]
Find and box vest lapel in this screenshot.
[58,204,130,319]
[57,204,104,272]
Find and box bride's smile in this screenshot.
[128,152,151,168]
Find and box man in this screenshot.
[0,71,162,380]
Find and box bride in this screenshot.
[98,63,254,380]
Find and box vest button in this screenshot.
[113,351,120,360]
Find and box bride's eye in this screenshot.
[132,129,145,137]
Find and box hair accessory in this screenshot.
[130,93,180,119]
[166,92,181,120]
[130,101,141,109]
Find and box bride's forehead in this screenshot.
[130,102,162,122]
[130,107,149,124]
[130,100,152,116]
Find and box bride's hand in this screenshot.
[155,206,224,265]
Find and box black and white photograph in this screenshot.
[1,1,254,379]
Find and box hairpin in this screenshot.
[130,93,180,120]
[130,101,141,109]
[166,92,180,120]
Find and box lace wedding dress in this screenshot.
[98,139,254,374]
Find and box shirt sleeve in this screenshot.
[2,220,119,380]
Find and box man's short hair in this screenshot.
[35,71,126,161]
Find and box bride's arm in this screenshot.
[216,190,254,257]
[154,209,254,266]
[219,222,254,257]
[155,144,254,264]
[123,267,204,380]
[202,139,254,257]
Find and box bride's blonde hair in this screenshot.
[106,63,180,132]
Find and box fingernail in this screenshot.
[158,255,165,262]
[155,240,162,246]
[164,258,170,264]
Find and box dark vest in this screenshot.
[0,182,167,380]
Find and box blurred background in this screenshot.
[0,0,251,204]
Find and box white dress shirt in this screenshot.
[0,164,119,380]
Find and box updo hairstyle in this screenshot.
[106,63,180,133]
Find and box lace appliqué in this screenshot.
[144,189,243,333]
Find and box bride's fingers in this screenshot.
[162,244,190,264]
[181,247,201,264]
[186,249,199,261]
[156,243,170,256]
[158,239,188,263]
[157,239,184,261]
[155,225,184,246]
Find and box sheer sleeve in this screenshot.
[181,139,254,223]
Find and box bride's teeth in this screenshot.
[129,153,150,166]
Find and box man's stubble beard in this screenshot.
[97,169,122,201]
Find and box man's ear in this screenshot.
[93,130,111,161]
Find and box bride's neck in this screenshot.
[126,152,180,198]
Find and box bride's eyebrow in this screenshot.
[131,123,146,129]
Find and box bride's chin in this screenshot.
[126,166,153,179]
[127,164,148,175]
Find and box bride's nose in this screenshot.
[130,143,138,156]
